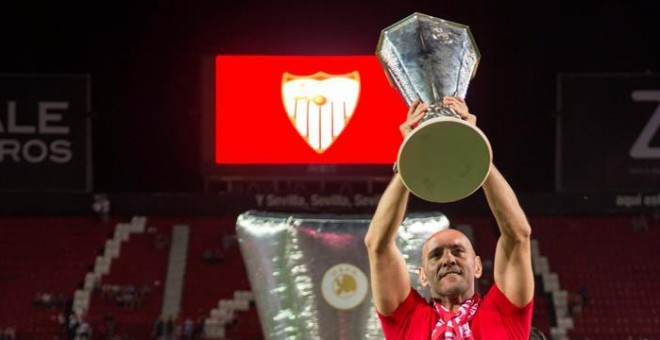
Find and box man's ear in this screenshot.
[474,255,483,279]
[418,266,429,287]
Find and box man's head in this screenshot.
[418,229,482,301]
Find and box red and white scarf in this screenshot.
[431,294,481,340]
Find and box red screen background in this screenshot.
[215,55,408,164]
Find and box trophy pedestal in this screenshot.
[397,116,492,203]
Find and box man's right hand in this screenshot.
[399,100,429,138]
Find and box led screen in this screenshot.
[215,55,407,164]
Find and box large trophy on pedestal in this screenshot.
[237,211,450,339]
[377,13,492,203]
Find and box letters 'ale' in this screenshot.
[377,13,492,203]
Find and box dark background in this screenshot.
[2,1,658,193]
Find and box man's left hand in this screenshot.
[443,96,476,126]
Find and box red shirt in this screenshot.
[377,284,533,340]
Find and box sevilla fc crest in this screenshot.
[282,71,360,153]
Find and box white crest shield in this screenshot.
[282,71,360,153]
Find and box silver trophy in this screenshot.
[237,211,449,339]
[377,13,492,203]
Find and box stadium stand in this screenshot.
[0,217,116,337]
[2,213,659,338]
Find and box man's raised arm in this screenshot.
[364,175,412,315]
[483,166,534,307]
[365,100,428,315]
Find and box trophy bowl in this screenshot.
[377,13,492,202]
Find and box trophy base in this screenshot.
[397,116,492,203]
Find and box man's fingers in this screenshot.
[401,102,429,137]
[407,102,428,120]
[443,97,468,113]
[411,103,428,121]
[443,96,465,106]
[410,110,426,124]
[407,100,421,117]
[454,109,473,121]
[441,96,476,125]
[454,107,469,117]
[416,103,429,114]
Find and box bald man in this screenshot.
[364,97,534,339]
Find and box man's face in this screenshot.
[418,229,482,299]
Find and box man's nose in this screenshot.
[439,249,457,266]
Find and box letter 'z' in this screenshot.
[630,90,660,159]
